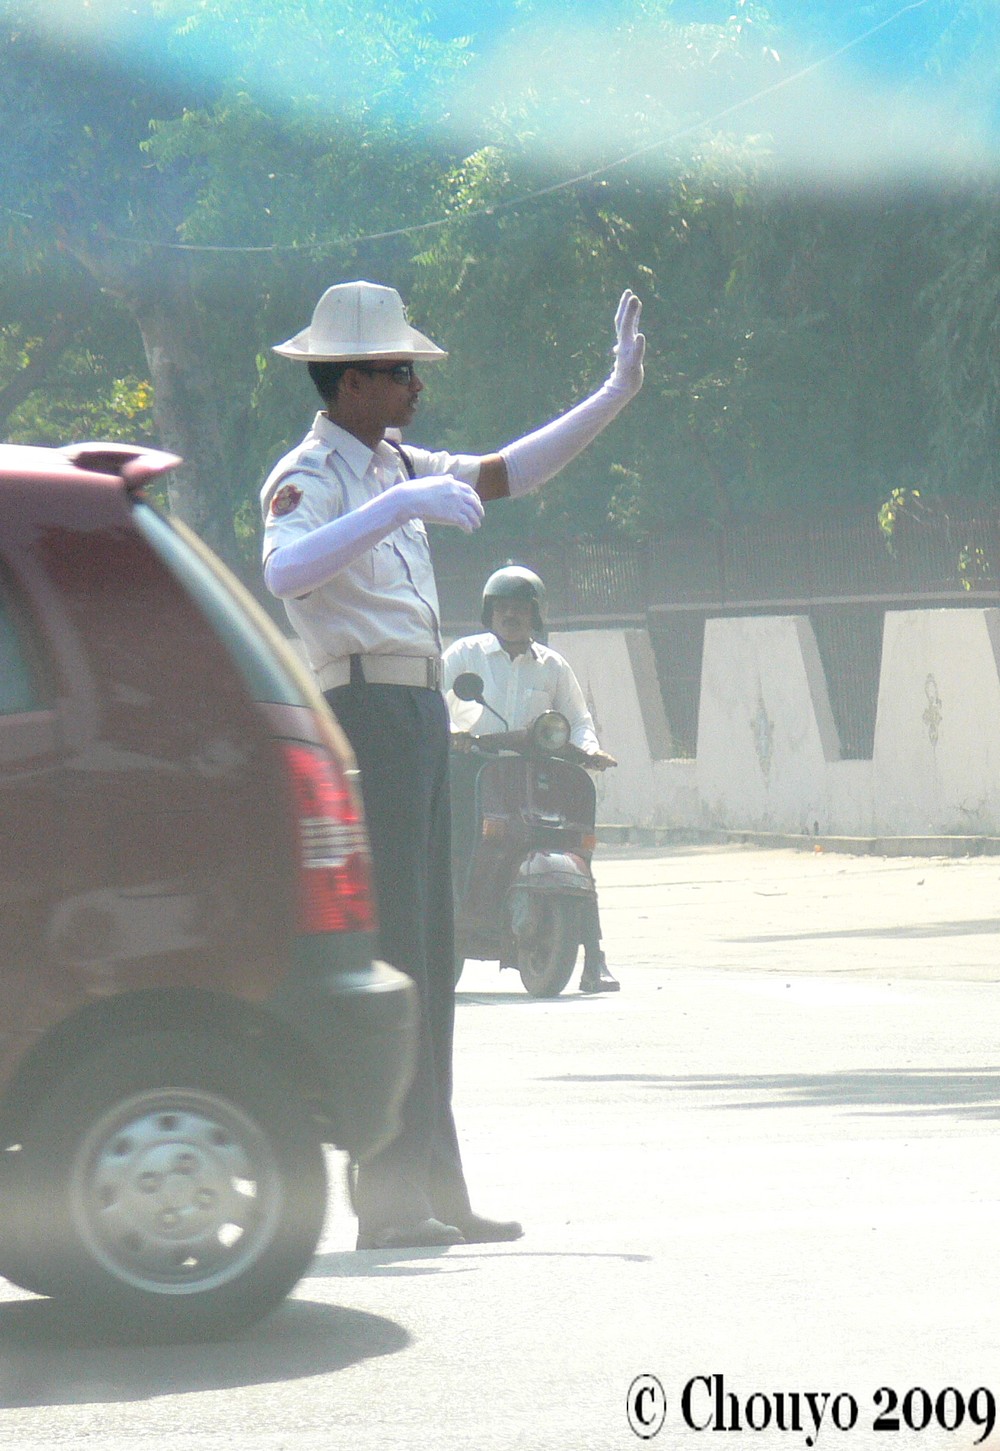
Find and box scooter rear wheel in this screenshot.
[517,898,580,998]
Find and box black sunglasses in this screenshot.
[353,362,417,385]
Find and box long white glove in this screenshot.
[500,290,645,498]
[264,474,484,599]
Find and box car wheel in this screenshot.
[12,1031,326,1341]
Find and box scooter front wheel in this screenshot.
[517,897,580,998]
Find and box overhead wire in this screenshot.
[7,0,934,256]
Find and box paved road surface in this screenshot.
[2,844,999,1450]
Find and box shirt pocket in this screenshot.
[400,518,429,554]
[371,519,430,588]
[521,686,555,725]
[370,536,398,588]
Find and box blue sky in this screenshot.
[24,0,1000,185]
[430,0,998,182]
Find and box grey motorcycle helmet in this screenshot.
[481,564,547,637]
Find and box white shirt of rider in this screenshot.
[442,632,600,753]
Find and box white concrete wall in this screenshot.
[696,615,841,834]
[873,609,1000,835]
[297,611,1000,837]
[548,629,699,829]
[548,610,1000,837]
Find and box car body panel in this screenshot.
[0,445,415,1160]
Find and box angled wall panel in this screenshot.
[697,615,841,832]
[873,608,1000,835]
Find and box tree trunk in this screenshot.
[129,254,241,569]
[64,238,242,570]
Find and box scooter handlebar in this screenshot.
[450,732,613,768]
[451,728,532,755]
[563,744,618,770]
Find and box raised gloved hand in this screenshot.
[393,475,485,534]
[500,288,647,498]
[608,289,645,399]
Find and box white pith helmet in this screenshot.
[272,280,448,363]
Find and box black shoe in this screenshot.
[451,1212,524,1243]
[356,1217,466,1251]
[580,959,620,993]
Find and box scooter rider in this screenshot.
[443,565,621,993]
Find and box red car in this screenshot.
[0,442,416,1340]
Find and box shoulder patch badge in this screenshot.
[270,482,303,518]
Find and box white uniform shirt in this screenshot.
[260,413,481,673]
[442,632,601,753]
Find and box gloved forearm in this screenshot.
[500,290,645,498]
[501,380,634,498]
[264,474,484,598]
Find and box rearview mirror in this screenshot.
[451,671,485,703]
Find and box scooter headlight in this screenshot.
[530,710,571,754]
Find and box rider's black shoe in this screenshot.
[580,957,620,993]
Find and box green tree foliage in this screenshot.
[904,2,1000,506]
[3,0,1000,582]
[403,1,951,545]
[920,193,1000,501]
[1,330,155,447]
[399,3,789,544]
[1,0,474,570]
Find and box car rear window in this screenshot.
[132,502,310,708]
[0,576,50,714]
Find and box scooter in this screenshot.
[449,672,600,997]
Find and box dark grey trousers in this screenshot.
[324,679,471,1232]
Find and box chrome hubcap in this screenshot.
[70,1090,283,1294]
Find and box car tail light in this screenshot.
[280,741,376,934]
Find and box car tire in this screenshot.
[9,1031,326,1341]
[0,1151,55,1297]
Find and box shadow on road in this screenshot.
[736,918,1000,943]
[548,1068,1000,1119]
[456,991,596,1006]
[308,1248,651,1278]
[0,1295,408,1408]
